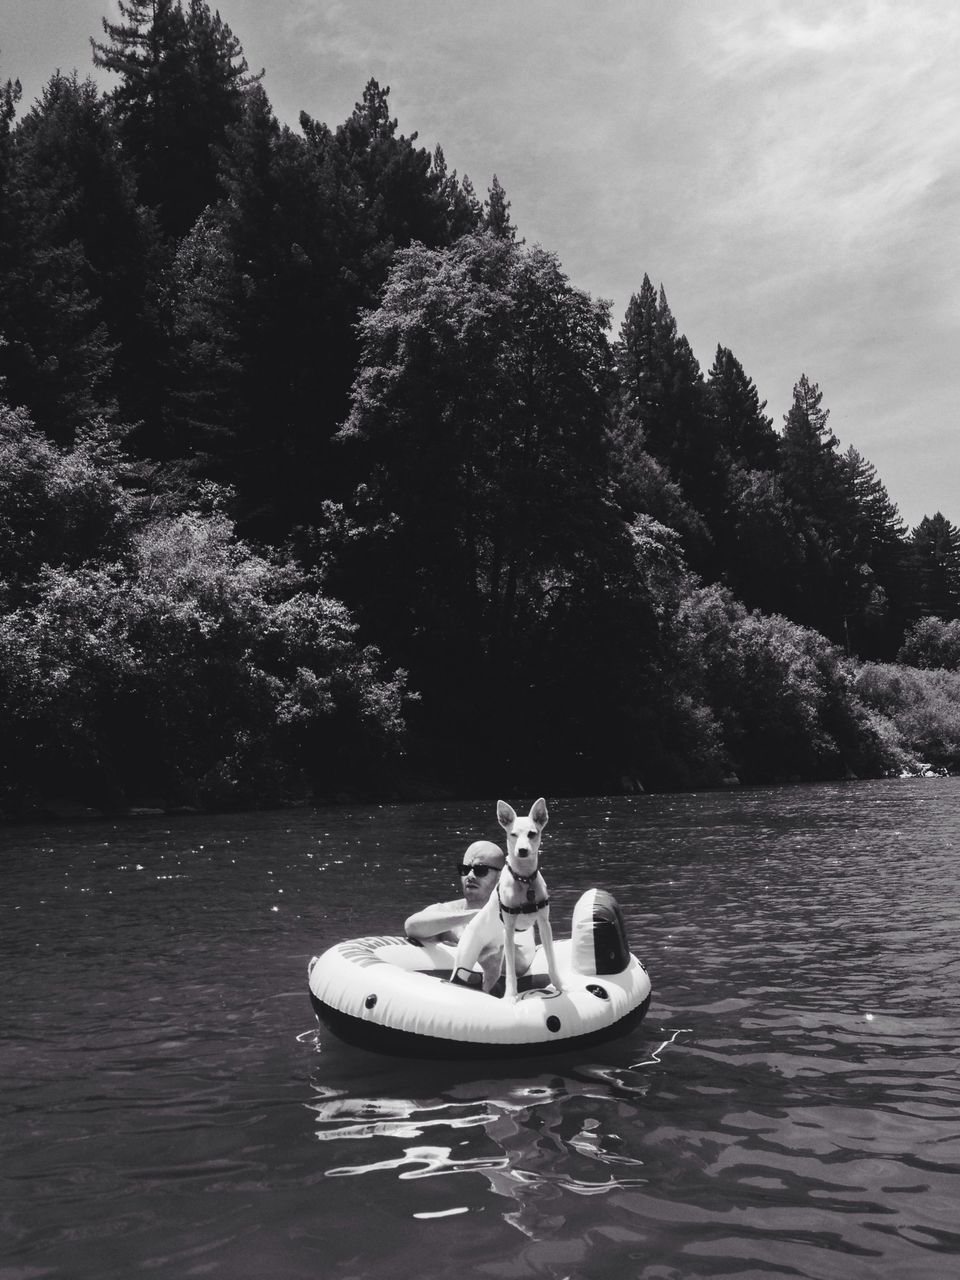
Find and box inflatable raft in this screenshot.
[307,889,651,1058]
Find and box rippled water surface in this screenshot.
[3,781,959,1279]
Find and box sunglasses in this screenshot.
[456,863,495,878]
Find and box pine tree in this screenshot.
[908,513,960,620]
[92,0,257,241]
[167,79,483,535]
[484,174,515,239]
[0,70,22,340]
[613,277,718,553]
[780,374,846,516]
[0,74,122,443]
[333,79,452,254]
[777,374,887,646]
[166,83,370,529]
[0,70,19,179]
[9,72,163,442]
[707,345,778,472]
[839,448,911,650]
[432,146,482,238]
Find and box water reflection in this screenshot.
[302,1028,687,1241]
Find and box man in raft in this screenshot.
[404,840,535,992]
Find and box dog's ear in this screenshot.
[530,797,548,829]
[497,800,517,829]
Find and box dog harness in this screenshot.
[498,863,549,918]
[498,891,550,918]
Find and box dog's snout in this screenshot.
[517,847,531,857]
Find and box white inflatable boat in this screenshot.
[307,889,652,1058]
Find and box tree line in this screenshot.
[2,0,959,815]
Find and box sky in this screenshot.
[1,0,958,528]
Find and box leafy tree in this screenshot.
[92,0,257,241]
[0,500,411,812]
[677,583,902,783]
[606,423,713,565]
[334,232,658,789]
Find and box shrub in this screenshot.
[0,509,411,811]
[675,585,906,782]
[855,663,960,770]
[897,616,960,670]
[0,403,129,600]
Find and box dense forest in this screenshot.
[2,0,960,817]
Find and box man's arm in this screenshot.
[404,899,476,941]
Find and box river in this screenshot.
[2,780,959,1279]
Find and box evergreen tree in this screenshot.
[908,513,960,620]
[332,79,455,254]
[777,377,906,653]
[0,74,119,443]
[92,0,257,241]
[0,70,22,360]
[167,82,378,531]
[840,445,909,653]
[780,374,845,516]
[777,374,856,640]
[8,72,163,442]
[166,79,483,535]
[613,277,718,557]
[0,69,20,189]
[707,345,778,472]
[432,146,482,238]
[705,345,783,602]
[484,174,515,239]
[719,465,809,618]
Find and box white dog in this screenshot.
[449,798,563,1001]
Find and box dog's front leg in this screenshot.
[538,911,563,993]
[502,912,520,1001]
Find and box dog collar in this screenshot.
[506,863,538,885]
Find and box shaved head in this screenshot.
[463,840,504,866]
